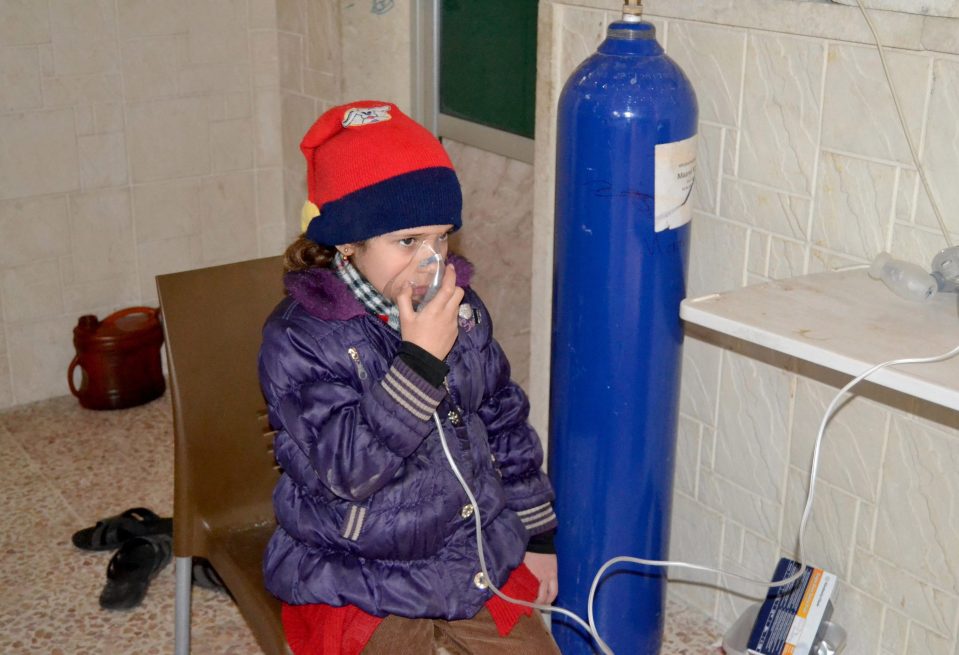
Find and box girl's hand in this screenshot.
[523,552,558,605]
[396,263,464,361]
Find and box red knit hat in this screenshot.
[299,100,462,246]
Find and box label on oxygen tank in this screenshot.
[654,134,697,232]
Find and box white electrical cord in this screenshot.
[854,0,953,247]
[435,342,959,654]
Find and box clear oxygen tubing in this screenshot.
[433,342,959,655]
[854,0,952,248]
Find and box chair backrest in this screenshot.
[157,256,286,558]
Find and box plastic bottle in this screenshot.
[868,252,937,301]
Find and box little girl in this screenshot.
[258,100,560,654]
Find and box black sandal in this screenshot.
[99,534,172,611]
[192,557,226,592]
[72,507,172,551]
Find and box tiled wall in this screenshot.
[0,0,294,407]
[531,1,959,652]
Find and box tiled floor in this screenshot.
[0,394,724,654]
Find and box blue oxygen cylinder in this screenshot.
[548,12,698,655]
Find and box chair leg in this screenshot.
[175,556,192,655]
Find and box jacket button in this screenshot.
[460,504,474,519]
[473,572,488,590]
[448,410,461,426]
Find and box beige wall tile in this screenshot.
[49,0,118,76]
[67,188,135,283]
[687,213,747,297]
[256,167,285,228]
[667,22,746,128]
[132,178,201,244]
[0,196,71,268]
[874,415,959,593]
[667,491,723,616]
[1,260,64,323]
[853,547,957,637]
[0,46,42,112]
[250,0,278,30]
[693,123,722,215]
[766,236,806,280]
[783,468,857,578]
[922,58,959,237]
[306,0,338,75]
[78,132,128,189]
[210,118,254,172]
[254,88,283,168]
[679,334,722,426]
[340,0,411,110]
[117,0,188,37]
[821,43,930,165]
[126,96,210,182]
[282,162,306,234]
[720,177,810,240]
[555,5,608,91]
[198,172,258,265]
[829,583,883,654]
[276,0,307,34]
[41,72,122,106]
[0,0,51,46]
[178,63,250,96]
[304,70,338,103]
[444,139,534,388]
[62,273,140,315]
[280,92,316,173]
[137,235,203,304]
[257,222,288,257]
[74,104,95,136]
[251,30,280,88]
[790,376,888,502]
[0,108,78,200]
[674,415,701,497]
[120,35,184,102]
[906,621,952,655]
[222,91,252,120]
[812,152,897,261]
[738,31,824,195]
[93,102,124,134]
[713,349,793,500]
[186,0,249,66]
[278,31,302,93]
[6,316,77,405]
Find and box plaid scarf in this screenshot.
[333,252,401,331]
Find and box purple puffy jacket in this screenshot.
[258,257,557,620]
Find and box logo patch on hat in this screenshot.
[342,105,392,128]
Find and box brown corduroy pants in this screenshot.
[361,607,561,655]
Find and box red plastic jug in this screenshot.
[68,307,165,410]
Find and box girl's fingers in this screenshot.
[395,284,414,320]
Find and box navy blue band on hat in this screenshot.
[306,167,463,246]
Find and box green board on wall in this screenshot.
[439,0,538,139]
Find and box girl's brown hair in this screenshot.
[283,235,337,272]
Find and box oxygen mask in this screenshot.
[411,240,445,309]
[378,236,447,310]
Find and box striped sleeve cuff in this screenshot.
[517,502,558,534]
[378,358,446,422]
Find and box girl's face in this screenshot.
[340,224,453,304]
